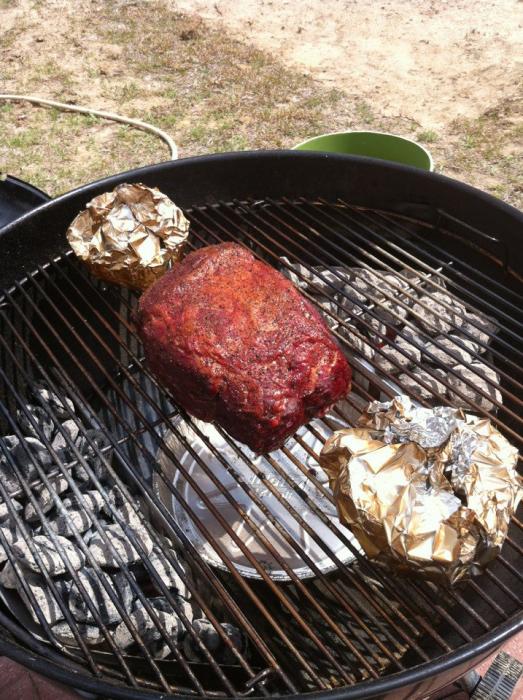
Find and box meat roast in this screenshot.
[138,243,351,453]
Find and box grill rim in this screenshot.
[0,151,522,699]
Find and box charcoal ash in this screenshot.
[12,534,85,576]
[448,362,502,412]
[52,620,105,647]
[112,597,180,657]
[69,568,135,626]
[371,299,409,328]
[279,257,316,290]
[183,619,246,664]
[348,268,386,302]
[24,476,69,523]
[312,297,339,331]
[0,523,20,564]
[0,561,20,589]
[309,267,350,294]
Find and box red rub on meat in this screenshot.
[137,243,351,453]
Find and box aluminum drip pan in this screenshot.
[155,415,357,581]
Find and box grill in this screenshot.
[0,152,521,700]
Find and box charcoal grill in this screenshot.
[0,152,521,699]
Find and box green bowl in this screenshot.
[293,130,434,171]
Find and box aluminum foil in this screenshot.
[66,183,190,290]
[319,395,521,585]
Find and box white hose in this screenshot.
[0,94,178,160]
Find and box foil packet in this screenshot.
[319,395,521,585]
[66,183,190,290]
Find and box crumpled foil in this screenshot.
[66,183,190,290]
[319,395,521,585]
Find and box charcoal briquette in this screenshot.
[183,618,238,662]
[0,498,22,523]
[412,292,466,335]
[310,267,350,293]
[0,459,22,496]
[18,572,69,626]
[17,405,55,442]
[29,382,75,421]
[112,597,179,656]
[69,568,133,625]
[24,476,69,523]
[423,336,476,368]
[460,312,498,350]
[447,362,502,412]
[52,620,104,647]
[49,507,92,536]
[397,367,448,402]
[0,561,19,589]
[148,547,188,598]
[13,436,52,473]
[0,524,20,564]
[348,268,385,302]
[51,420,80,453]
[12,535,85,576]
[375,335,422,375]
[313,297,338,331]
[89,518,154,567]
[219,622,246,663]
[373,299,409,327]
[279,257,315,290]
[72,430,112,482]
[337,324,375,360]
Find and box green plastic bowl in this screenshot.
[293,130,434,171]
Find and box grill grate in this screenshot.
[0,198,521,698]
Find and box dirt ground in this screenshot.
[0,0,522,206]
[175,0,523,129]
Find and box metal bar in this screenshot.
[0,311,286,695]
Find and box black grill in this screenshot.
[0,152,521,700]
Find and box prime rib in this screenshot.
[137,242,351,453]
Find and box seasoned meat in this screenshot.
[138,243,351,453]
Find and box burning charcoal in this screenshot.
[50,507,93,536]
[381,272,416,305]
[423,336,476,368]
[397,367,448,402]
[148,546,188,598]
[0,561,19,588]
[279,257,315,290]
[460,312,498,350]
[313,297,338,331]
[29,382,75,421]
[22,576,70,626]
[183,619,245,663]
[220,622,247,664]
[0,524,20,564]
[89,515,154,568]
[69,568,134,625]
[448,362,502,412]
[0,499,22,523]
[373,299,409,327]
[13,436,52,473]
[51,420,80,453]
[375,335,422,375]
[72,430,112,482]
[348,268,385,302]
[24,476,69,523]
[310,267,350,293]
[337,324,375,360]
[16,405,55,442]
[363,314,387,343]
[412,292,466,335]
[52,620,104,647]
[335,290,363,320]
[113,597,180,657]
[12,535,85,576]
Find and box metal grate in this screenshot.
[0,198,521,698]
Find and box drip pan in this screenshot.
[155,415,357,581]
